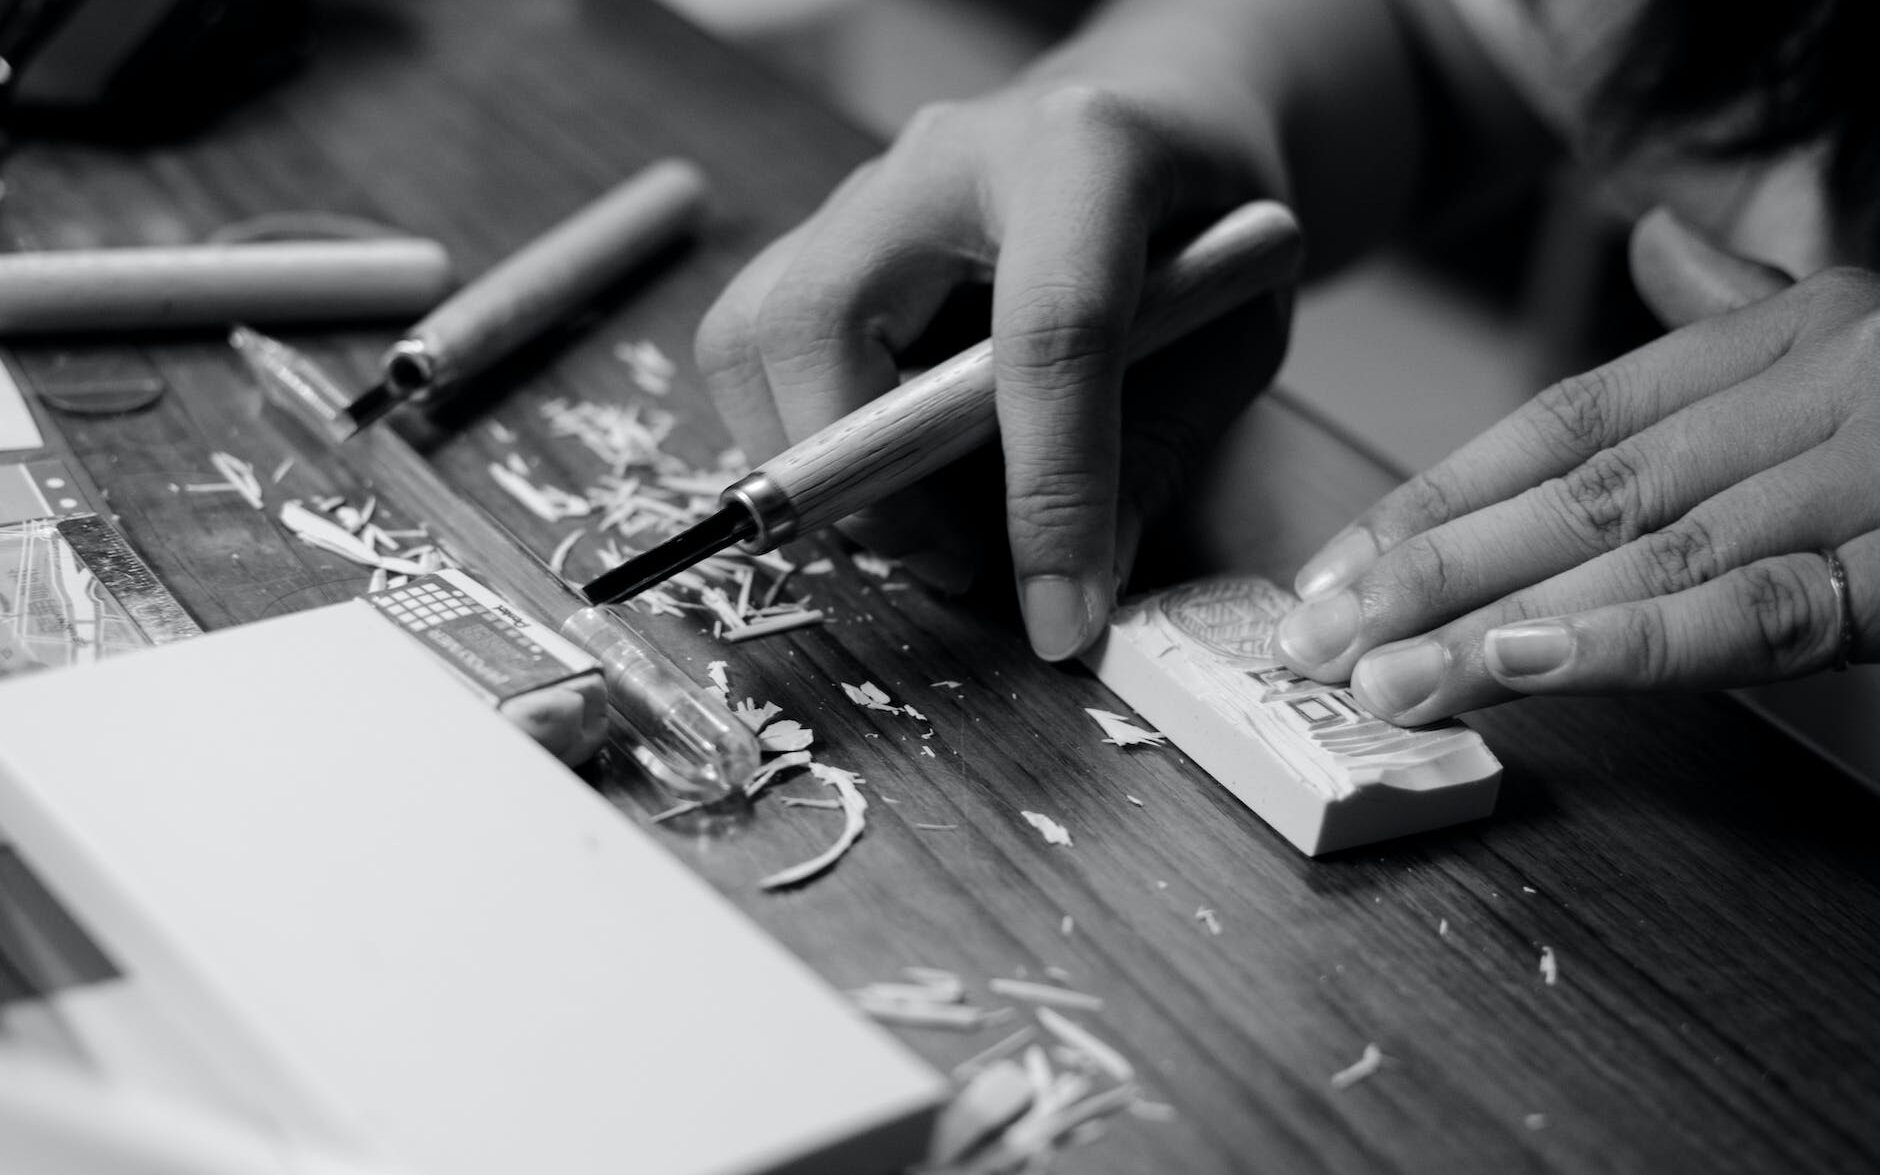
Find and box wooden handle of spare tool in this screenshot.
[386,158,707,395]
[0,239,454,335]
[758,200,1302,537]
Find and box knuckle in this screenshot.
[999,296,1126,387]
[1618,604,1675,682]
[1033,83,1143,139]
[1026,85,1171,202]
[1801,264,1880,311]
[1388,531,1469,604]
[1734,560,1829,672]
[899,99,964,141]
[1395,468,1462,533]
[1632,515,1724,595]
[1545,446,1650,551]
[693,294,753,383]
[753,283,847,368]
[1848,306,1880,358]
[1530,366,1623,456]
[1007,471,1107,543]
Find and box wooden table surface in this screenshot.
[3,2,1877,1172]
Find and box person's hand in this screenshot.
[1272,208,1880,723]
[695,67,1291,661]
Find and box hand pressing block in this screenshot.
[1084,574,1501,854]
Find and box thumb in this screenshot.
[1628,206,1792,328]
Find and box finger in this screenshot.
[754,173,987,449]
[1290,289,1803,600]
[1276,352,1836,681]
[992,92,1167,660]
[1347,437,1880,722]
[1524,432,1880,618]
[1483,534,1880,693]
[1629,206,1793,328]
[696,225,813,462]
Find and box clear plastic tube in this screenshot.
[559,607,757,803]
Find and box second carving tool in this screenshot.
[280,158,708,441]
[580,199,1303,605]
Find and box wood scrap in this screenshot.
[1034,1007,1132,1083]
[721,609,825,642]
[547,527,586,576]
[1085,707,1167,748]
[988,978,1104,1014]
[851,551,896,579]
[757,719,814,753]
[927,1060,1034,1169]
[758,763,868,890]
[1020,811,1072,847]
[208,451,265,510]
[278,501,425,576]
[842,681,900,713]
[732,698,781,730]
[850,991,1005,1031]
[954,1027,1038,1081]
[487,459,591,522]
[745,750,812,799]
[1329,1043,1387,1090]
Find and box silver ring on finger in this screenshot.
[1821,547,1855,672]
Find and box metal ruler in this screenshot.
[55,513,201,646]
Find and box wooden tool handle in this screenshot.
[391,158,706,394]
[760,200,1302,537]
[0,239,454,334]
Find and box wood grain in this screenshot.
[0,2,1873,1173]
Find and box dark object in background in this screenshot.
[0,0,309,139]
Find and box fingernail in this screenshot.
[1295,528,1378,600]
[1485,622,1573,677]
[1353,640,1448,717]
[1275,591,1361,668]
[1021,574,1102,661]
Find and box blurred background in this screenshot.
[660,0,1880,787]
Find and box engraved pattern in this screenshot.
[1160,576,1292,663]
[1128,576,1489,778]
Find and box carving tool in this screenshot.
[0,238,453,335]
[334,158,708,439]
[580,199,1303,605]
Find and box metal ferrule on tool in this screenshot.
[721,471,797,551]
[381,337,439,404]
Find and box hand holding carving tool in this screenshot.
[580,199,1303,605]
[334,158,708,439]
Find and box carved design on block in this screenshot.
[1088,574,1501,854]
[1160,574,1291,663]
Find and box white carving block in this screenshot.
[1085,575,1501,855]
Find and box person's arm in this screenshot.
[695,0,1554,661]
